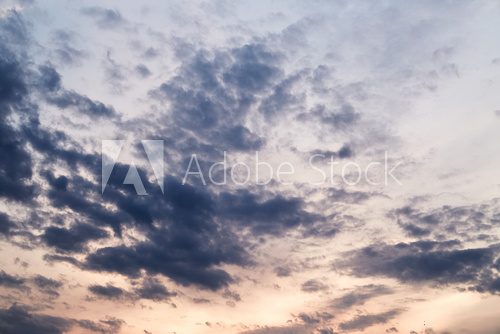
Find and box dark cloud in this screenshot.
[325,187,375,204]
[301,279,328,293]
[151,43,282,152]
[2,34,113,211]
[89,277,176,302]
[0,212,16,235]
[43,254,81,267]
[0,271,63,297]
[11,38,340,294]
[0,305,124,334]
[258,70,305,116]
[339,309,402,331]
[222,289,241,302]
[336,241,500,294]
[32,275,63,298]
[0,305,71,334]
[83,235,245,291]
[133,277,176,301]
[45,88,116,118]
[76,317,124,334]
[42,171,128,235]
[42,222,109,253]
[218,190,321,236]
[88,283,125,300]
[0,119,36,201]
[1,3,499,334]
[46,168,324,290]
[331,284,393,309]
[296,311,334,325]
[0,270,26,290]
[77,176,249,290]
[36,64,62,92]
[274,266,291,277]
[240,325,311,334]
[316,328,337,334]
[192,297,211,304]
[35,65,116,118]
[0,24,36,202]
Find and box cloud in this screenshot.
[390,202,500,241]
[32,275,63,298]
[339,309,402,331]
[150,43,282,152]
[274,266,291,277]
[43,168,321,290]
[80,7,126,29]
[0,305,71,334]
[309,144,355,161]
[258,70,305,117]
[0,270,63,297]
[42,222,109,253]
[38,65,117,118]
[336,241,500,294]
[0,20,36,202]
[240,325,312,334]
[43,254,81,267]
[296,311,334,325]
[301,279,328,293]
[135,64,151,78]
[49,29,86,66]
[218,189,322,236]
[89,277,176,303]
[297,104,360,130]
[133,277,176,301]
[0,212,16,235]
[88,283,125,300]
[83,238,243,291]
[0,270,26,290]
[102,51,128,94]
[0,305,124,334]
[76,317,124,334]
[331,284,393,310]
[1,4,498,333]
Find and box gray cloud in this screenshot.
[390,202,500,242]
[0,305,123,334]
[81,7,126,29]
[240,325,312,334]
[301,279,329,293]
[32,275,63,298]
[336,240,500,294]
[0,270,26,290]
[339,309,402,331]
[331,284,393,310]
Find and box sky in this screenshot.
[0,0,499,333]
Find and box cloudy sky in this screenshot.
[0,1,500,333]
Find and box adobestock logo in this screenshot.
[101,140,403,195]
[101,140,164,195]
